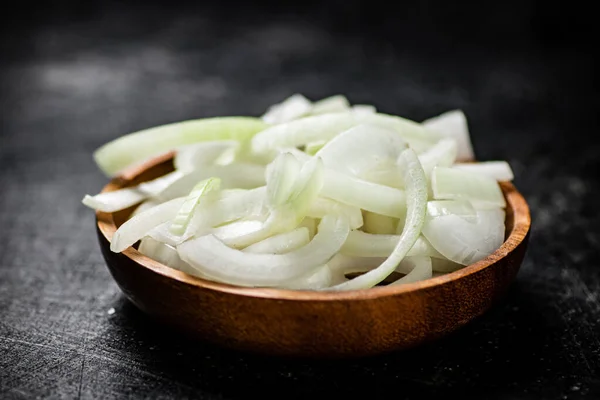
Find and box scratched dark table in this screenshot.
[1,1,599,399]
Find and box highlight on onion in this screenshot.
[84,94,513,291]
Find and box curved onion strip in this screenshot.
[138,237,198,275]
[341,232,443,258]
[261,94,312,124]
[111,197,185,253]
[327,148,427,290]
[418,138,458,179]
[422,208,505,265]
[389,256,433,285]
[322,169,406,218]
[243,227,310,254]
[280,265,333,290]
[169,178,221,235]
[177,215,350,287]
[307,198,363,230]
[157,164,266,200]
[422,110,474,162]
[315,124,407,186]
[174,141,238,171]
[251,112,441,157]
[95,117,268,177]
[310,95,350,115]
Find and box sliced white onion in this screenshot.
[422,110,474,162]
[280,264,333,290]
[432,167,506,209]
[95,117,268,177]
[177,215,350,287]
[362,211,398,234]
[452,161,514,181]
[389,256,432,285]
[251,112,441,157]
[418,138,458,179]
[111,197,185,253]
[243,227,310,254]
[265,152,302,207]
[351,104,377,115]
[157,164,266,200]
[169,178,221,235]
[322,169,406,218]
[307,198,363,230]
[328,148,427,290]
[315,124,407,187]
[261,94,312,124]
[138,237,197,275]
[83,188,148,213]
[427,199,477,222]
[422,208,505,265]
[341,231,443,258]
[174,141,238,171]
[309,95,350,115]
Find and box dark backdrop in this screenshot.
[1,1,598,399]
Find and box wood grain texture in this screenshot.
[95,155,531,357]
[1,2,600,398]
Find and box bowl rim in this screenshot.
[96,152,531,302]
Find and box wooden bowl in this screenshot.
[96,153,531,358]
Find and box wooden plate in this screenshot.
[96,153,531,358]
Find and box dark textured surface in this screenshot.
[1,1,599,399]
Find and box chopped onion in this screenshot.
[341,231,443,258]
[138,237,197,275]
[310,95,351,115]
[174,141,238,171]
[261,94,313,125]
[169,178,221,235]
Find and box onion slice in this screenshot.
[327,148,427,290]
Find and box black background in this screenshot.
[1,1,599,399]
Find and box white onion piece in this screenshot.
[169,178,221,235]
[452,161,514,181]
[251,112,441,157]
[310,95,350,115]
[307,197,363,230]
[130,199,162,218]
[418,138,458,179]
[341,232,443,258]
[351,104,376,115]
[432,167,506,209]
[174,141,238,171]
[138,237,197,275]
[265,152,302,207]
[111,197,185,252]
[261,94,312,124]
[315,124,407,186]
[389,256,432,285]
[95,117,268,177]
[422,208,505,265]
[280,265,333,290]
[362,211,398,234]
[158,164,266,200]
[422,110,474,162]
[177,215,350,287]
[322,169,406,218]
[83,188,148,213]
[243,227,310,254]
[328,148,427,290]
[184,187,268,236]
[82,171,184,213]
[427,200,477,222]
[304,141,326,155]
